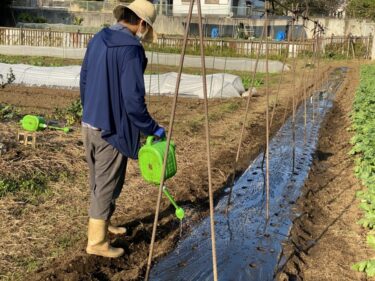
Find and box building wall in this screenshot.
[172,0,231,16]
[304,18,375,38]
[10,8,375,39]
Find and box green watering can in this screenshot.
[138,136,184,220]
[20,115,70,133]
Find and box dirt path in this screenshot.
[277,66,373,281]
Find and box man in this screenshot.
[80,0,165,258]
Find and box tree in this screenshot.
[346,0,375,21]
[0,0,12,26]
[273,0,343,17]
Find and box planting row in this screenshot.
[351,64,375,276]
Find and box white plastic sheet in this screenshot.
[0,63,244,99]
[145,72,244,98]
[0,63,81,88]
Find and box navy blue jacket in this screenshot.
[80,27,159,159]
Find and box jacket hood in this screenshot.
[100,28,141,48]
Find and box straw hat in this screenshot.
[113,0,157,43]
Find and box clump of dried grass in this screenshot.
[0,122,88,279]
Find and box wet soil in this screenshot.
[276,66,373,281]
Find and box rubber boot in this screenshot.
[108,223,127,235]
[86,218,124,258]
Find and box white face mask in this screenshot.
[136,21,149,41]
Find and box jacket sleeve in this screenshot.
[80,47,89,106]
[121,53,159,136]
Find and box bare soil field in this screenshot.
[0,61,366,281]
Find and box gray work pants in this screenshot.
[82,126,127,220]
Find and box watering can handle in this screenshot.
[146,135,166,146]
[146,136,154,146]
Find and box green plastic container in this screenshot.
[20,115,47,132]
[20,115,70,133]
[138,136,177,184]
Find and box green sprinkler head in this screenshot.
[175,207,185,220]
[162,186,185,221]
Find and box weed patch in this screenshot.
[185,118,203,134]
[0,103,20,121]
[53,99,82,126]
[0,67,15,88]
[220,100,241,113]
[0,172,52,198]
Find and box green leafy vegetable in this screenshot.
[352,65,375,277]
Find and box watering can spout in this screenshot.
[163,186,185,220]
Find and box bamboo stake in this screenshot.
[144,0,195,279]
[264,0,270,221]
[291,18,296,173]
[196,0,218,278]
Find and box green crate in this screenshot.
[138,136,177,184]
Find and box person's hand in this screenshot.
[153,127,166,139]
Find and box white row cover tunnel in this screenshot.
[0,63,245,99]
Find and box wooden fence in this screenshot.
[0,27,93,48]
[0,27,372,58]
[155,35,314,57]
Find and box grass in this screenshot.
[143,44,287,61]
[49,232,83,261]
[56,232,81,250]
[185,118,203,134]
[16,257,41,273]
[219,100,241,113]
[0,54,82,67]
[0,173,53,198]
